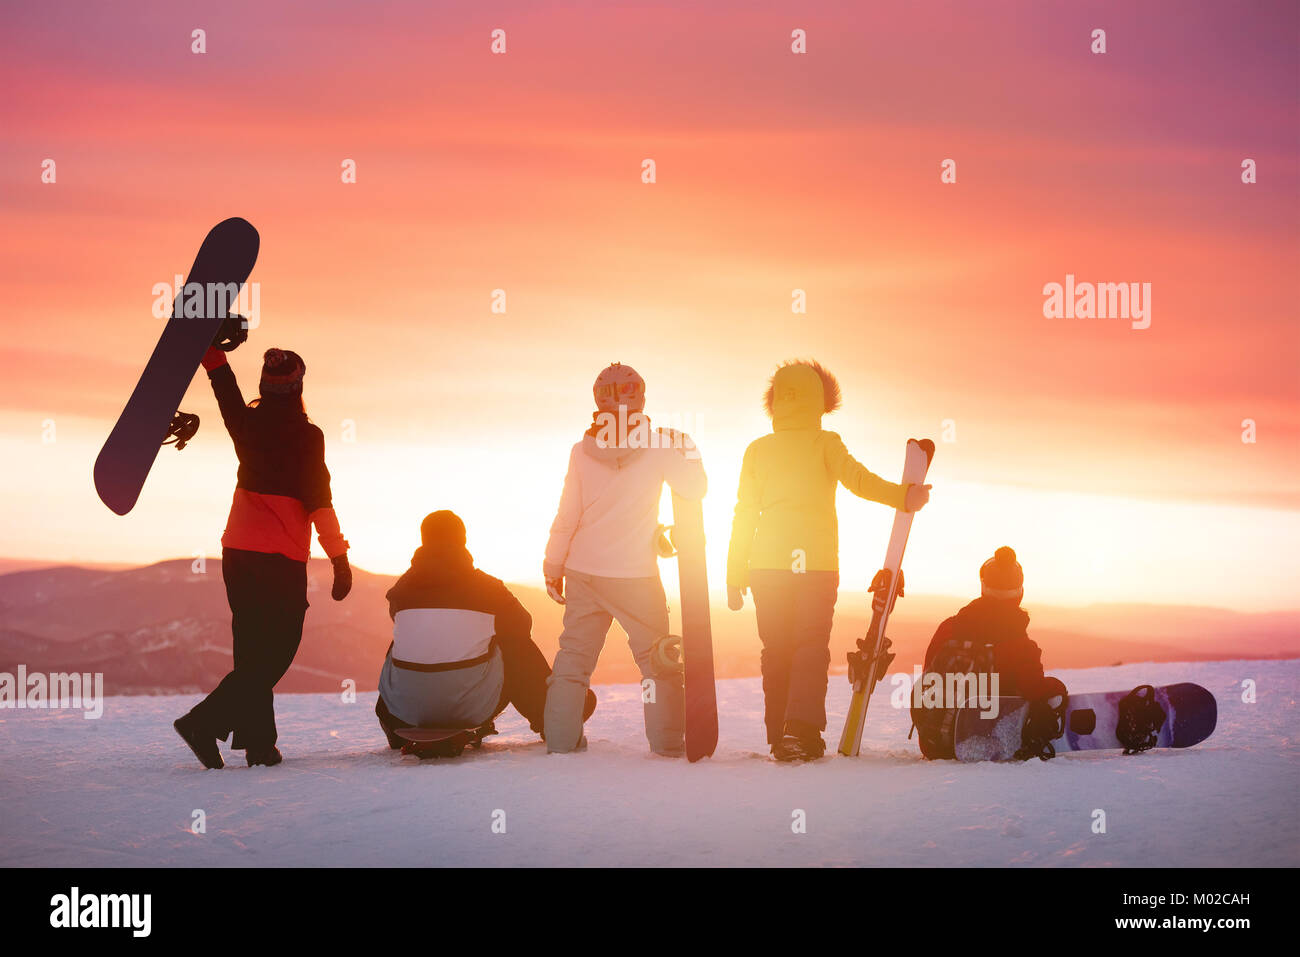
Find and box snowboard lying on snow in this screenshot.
[395,723,497,758]
[954,682,1217,762]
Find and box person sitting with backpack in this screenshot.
[376,510,595,757]
[911,547,1067,760]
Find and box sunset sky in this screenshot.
[2,1,1297,611]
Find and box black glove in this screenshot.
[331,554,353,601]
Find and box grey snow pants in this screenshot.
[544,570,684,755]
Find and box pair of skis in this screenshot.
[837,438,935,757]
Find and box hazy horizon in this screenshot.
[3,553,1299,618]
[2,556,1294,699]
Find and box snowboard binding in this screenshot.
[1014,680,1068,761]
[846,636,894,691]
[162,411,200,450]
[155,312,251,454]
[871,566,904,614]
[1116,685,1166,754]
[212,313,249,352]
[845,567,903,688]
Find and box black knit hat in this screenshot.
[420,510,467,548]
[980,546,1024,601]
[259,348,305,395]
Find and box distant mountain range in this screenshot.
[0,558,1295,697]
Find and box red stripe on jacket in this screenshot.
[205,347,349,562]
[221,490,349,562]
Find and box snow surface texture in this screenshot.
[1,660,1295,867]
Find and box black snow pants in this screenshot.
[749,569,840,745]
[185,548,308,752]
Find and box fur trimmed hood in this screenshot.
[763,360,841,431]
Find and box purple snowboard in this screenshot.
[954,682,1217,762]
[94,218,259,515]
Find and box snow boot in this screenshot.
[542,733,588,753]
[773,735,822,762]
[773,722,826,762]
[539,690,598,741]
[173,716,224,770]
[1014,678,1068,761]
[468,721,499,749]
[246,745,283,767]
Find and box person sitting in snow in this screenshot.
[912,546,1067,760]
[542,363,707,756]
[375,510,594,754]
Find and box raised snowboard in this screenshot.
[94,217,260,515]
[670,493,718,762]
[954,683,1217,762]
[838,438,935,756]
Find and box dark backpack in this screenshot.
[911,637,997,759]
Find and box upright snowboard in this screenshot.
[838,438,935,757]
[94,217,260,515]
[954,682,1217,762]
[670,493,718,762]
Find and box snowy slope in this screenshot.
[1,659,1296,867]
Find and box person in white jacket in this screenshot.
[542,363,707,755]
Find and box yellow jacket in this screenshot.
[726,362,908,587]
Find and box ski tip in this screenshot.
[910,438,936,463]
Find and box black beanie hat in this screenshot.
[980,546,1024,601]
[420,510,467,548]
[260,348,305,395]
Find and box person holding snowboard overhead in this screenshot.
[911,546,1067,760]
[726,360,930,761]
[173,347,351,769]
[375,510,596,752]
[543,363,707,756]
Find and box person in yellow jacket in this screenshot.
[726,360,930,760]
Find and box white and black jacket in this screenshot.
[377,545,531,729]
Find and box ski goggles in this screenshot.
[594,380,644,409]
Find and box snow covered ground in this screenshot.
[1,659,1296,867]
